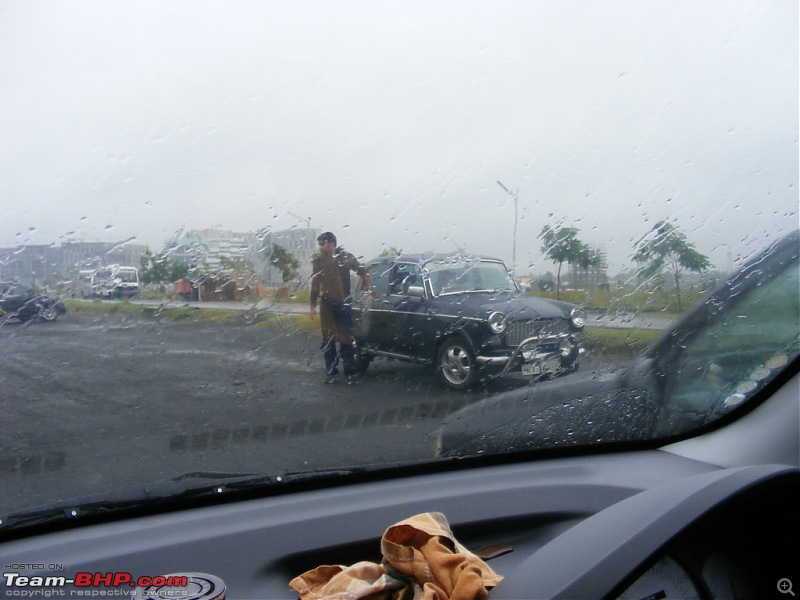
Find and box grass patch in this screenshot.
[64,299,313,331]
[138,286,312,304]
[529,287,709,315]
[65,299,144,317]
[583,327,661,358]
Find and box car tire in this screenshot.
[354,351,372,375]
[437,337,478,390]
[39,306,60,322]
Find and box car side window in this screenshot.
[369,263,393,296]
[389,264,422,295]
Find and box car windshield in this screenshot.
[427,259,517,296]
[116,271,137,283]
[0,0,797,531]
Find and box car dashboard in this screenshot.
[0,445,797,600]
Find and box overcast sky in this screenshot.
[1,0,797,273]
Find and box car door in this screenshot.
[355,261,425,352]
[352,260,401,350]
[381,263,432,354]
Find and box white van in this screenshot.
[91,265,139,299]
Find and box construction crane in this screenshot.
[287,211,312,231]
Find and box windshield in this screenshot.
[0,0,797,530]
[116,270,137,283]
[427,259,517,296]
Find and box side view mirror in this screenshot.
[406,285,425,298]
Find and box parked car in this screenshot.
[436,229,800,457]
[0,282,66,323]
[350,253,585,389]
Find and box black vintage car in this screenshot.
[0,282,67,323]
[350,253,586,389]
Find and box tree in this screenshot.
[632,221,712,309]
[379,246,402,258]
[539,225,597,299]
[218,256,259,291]
[268,244,300,285]
[139,250,188,285]
[169,260,190,283]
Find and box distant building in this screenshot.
[567,247,609,290]
[269,227,319,285]
[165,229,253,270]
[0,244,59,286]
[62,242,116,272]
[0,241,146,287]
[162,227,318,289]
[0,227,321,290]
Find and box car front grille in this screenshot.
[506,318,570,346]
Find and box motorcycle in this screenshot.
[0,282,67,324]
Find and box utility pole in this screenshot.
[497,180,518,277]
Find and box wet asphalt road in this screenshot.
[0,312,612,516]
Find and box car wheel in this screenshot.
[564,361,579,375]
[437,338,478,390]
[39,306,60,321]
[354,351,372,375]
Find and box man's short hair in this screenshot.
[317,232,337,245]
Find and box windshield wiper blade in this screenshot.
[1,468,361,532]
[148,467,361,492]
[0,471,269,532]
[141,470,275,498]
[272,467,360,483]
[20,471,275,528]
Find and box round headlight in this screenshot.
[570,307,587,329]
[487,311,506,333]
[559,338,573,357]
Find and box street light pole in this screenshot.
[497,180,518,277]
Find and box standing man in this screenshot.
[309,232,371,384]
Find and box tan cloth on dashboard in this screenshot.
[288,512,503,600]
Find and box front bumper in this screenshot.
[114,286,139,297]
[475,335,583,378]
